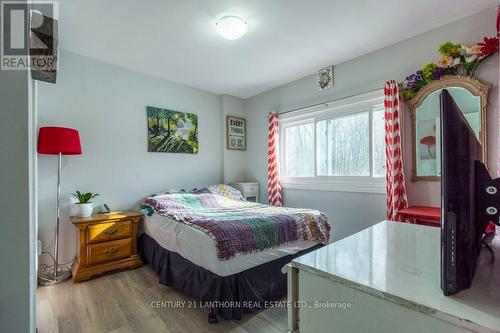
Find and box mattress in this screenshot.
[142,212,319,276]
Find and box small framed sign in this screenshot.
[226,116,246,151]
[317,66,334,91]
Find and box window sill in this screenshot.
[281,179,385,194]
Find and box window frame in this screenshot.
[279,90,386,194]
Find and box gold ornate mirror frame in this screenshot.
[408,75,491,182]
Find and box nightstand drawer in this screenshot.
[243,184,258,195]
[87,238,132,265]
[87,220,132,243]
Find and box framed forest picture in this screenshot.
[147,106,199,154]
[226,115,246,151]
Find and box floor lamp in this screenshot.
[37,126,82,286]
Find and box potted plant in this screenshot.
[71,191,99,217]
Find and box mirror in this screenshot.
[409,76,490,181]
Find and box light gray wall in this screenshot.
[37,50,224,264]
[0,63,36,331]
[36,9,499,261]
[243,8,498,241]
[222,94,247,183]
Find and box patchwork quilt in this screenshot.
[142,191,330,261]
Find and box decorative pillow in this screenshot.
[151,188,186,197]
[140,188,186,217]
[197,184,245,201]
[139,188,186,212]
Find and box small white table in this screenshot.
[287,221,500,333]
[230,182,259,202]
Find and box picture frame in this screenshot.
[146,106,199,154]
[317,66,334,91]
[226,116,246,151]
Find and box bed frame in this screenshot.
[138,233,322,323]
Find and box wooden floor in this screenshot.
[36,266,288,333]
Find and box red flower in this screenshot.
[478,37,499,57]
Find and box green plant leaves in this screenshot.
[71,191,99,203]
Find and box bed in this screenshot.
[138,185,330,322]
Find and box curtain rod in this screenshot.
[278,87,384,116]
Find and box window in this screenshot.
[316,112,370,176]
[280,90,386,193]
[284,122,314,177]
[372,109,386,178]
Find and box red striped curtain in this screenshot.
[384,81,408,221]
[268,112,283,206]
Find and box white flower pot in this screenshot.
[73,203,93,217]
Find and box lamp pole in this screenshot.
[53,152,62,278]
[38,151,71,286]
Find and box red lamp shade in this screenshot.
[37,127,82,155]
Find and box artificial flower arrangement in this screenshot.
[402,37,499,100]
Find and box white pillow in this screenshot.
[196,184,245,201]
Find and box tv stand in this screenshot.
[287,221,500,333]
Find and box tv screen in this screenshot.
[440,89,482,296]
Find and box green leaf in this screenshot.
[71,191,99,203]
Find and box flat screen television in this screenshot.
[440,89,483,296]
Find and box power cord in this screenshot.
[38,251,76,275]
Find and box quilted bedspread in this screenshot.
[142,192,330,261]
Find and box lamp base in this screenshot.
[38,268,72,287]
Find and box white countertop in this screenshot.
[291,221,500,332]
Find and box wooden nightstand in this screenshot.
[71,211,143,282]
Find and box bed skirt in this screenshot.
[138,233,321,321]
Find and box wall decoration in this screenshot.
[317,66,334,91]
[226,116,246,150]
[414,117,440,178]
[30,11,58,83]
[147,106,198,154]
[417,119,437,160]
[402,36,498,100]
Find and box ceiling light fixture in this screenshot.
[215,15,248,40]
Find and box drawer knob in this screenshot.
[104,228,119,236]
[104,247,119,255]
